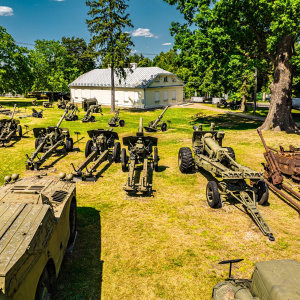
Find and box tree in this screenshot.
[86,0,134,112]
[164,0,300,131]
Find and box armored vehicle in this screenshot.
[26,110,73,170]
[213,259,300,300]
[71,129,120,181]
[108,109,125,127]
[0,172,77,300]
[121,118,159,195]
[144,106,169,132]
[0,105,23,145]
[82,98,100,112]
[178,123,274,240]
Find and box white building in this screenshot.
[69,65,185,109]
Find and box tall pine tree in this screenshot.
[86,0,134,112]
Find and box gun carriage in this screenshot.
[121,118,159,195]
[82,105,102,123]
[108,109,125,127]
[65,106,79,121]
[26,110,74,170]
[71,129,120,181]
[0,104,23,145]
[144,106,169,132]
[178,123,274,241]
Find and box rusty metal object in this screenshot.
[258,129,300,214]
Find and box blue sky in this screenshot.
[0,0,186,57]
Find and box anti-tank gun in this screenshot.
[82,105,102,123]
[26,109,74,170]
[121,118,159,195]
[71,129,120,181]
[65,106,79,121]
[32,108,44,118]
[0,104,23,145]
[178,123,274,241]
[144,106,169,132]
[108,109,125,127]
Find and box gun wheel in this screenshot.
[90,116,96,122]
[68,199,77,245]
[113,142,121,163]
[178,147,193,173]
[85,140,93,158]
[154,147,159,172]
[119,120,125,127]
[161,122,167,132]
[66,137,73,152]
[255,180,269,205]
[18,125,22,137]
[206,181,221,208]
[74,115,78,121]
[35,267,52,300]
[121,148,128,172]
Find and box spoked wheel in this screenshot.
[68,199,77,245]
[153,147,159,172]
[35,267,51,300]
[161,122,167,132]
[206,181,222,208]
[113,142,121,163]
[85,140,93,158]
[121,148,128,172]
[178,147,193,173]
[18,125,22,137]
[119,120,125,127]
[255,180,269,205]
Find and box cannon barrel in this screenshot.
[152,106,169,127]
[10,104,17,120]
[57,109,68,127]
[203,133,223,157]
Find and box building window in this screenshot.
[155,91,160,102]
[164,91,168,101]
[134,92,139,103]
[172,91,176,100]
[124,91,129,102]
[164,76,168,82]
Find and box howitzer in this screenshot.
[32,108,44,118]
[0,104,23,145]
[178,123,274,241]
[257,129,300,213]
[144,106,169,132]
[71,129,120,181]
[43,100,53,108]
[26,109,74,170]
[108,109,125,127]
[57,99,70,109]
[65,106,79,121]
[82,105,102,123]
[121,118,159,195]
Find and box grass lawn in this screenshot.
[1,98,300,299]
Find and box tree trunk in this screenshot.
[259,35,297,131]
[111,66,115,113]
[240,75,247,112]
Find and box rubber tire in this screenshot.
[178,147,193,173]
[18,125,22,137]
[90,116,95,122]
[113,142,121,163]
[206,181,221,208]
[85,140,93,158]
[74,115,78,121]
[66,137,73,152]
[225,147,235,161]
[255,180,269,205]
[121,148,128,172]
[38,114,42,118]
[161,122,167,132]
[68,199,77,245]
[154,147,159,172]
[119,120,125,127]
[35,267,51,300]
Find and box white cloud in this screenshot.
[131,50,138,54]
[162,43,172,46]
[132,28,158,39]
[0,6,13,16]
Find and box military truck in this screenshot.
[0,172,77,300]
[213,258,300,299]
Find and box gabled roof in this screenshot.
[69,67,184,88]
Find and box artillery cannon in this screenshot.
[213,259,300,299]
[0,104,23,145]
[43,100,53,108]
[82,105,102,123]
[108,109,125,127]
[257,129,300,213]
[144,106,169,132]
[71,129,120,181]
[82,98,100,112]
[121,118,159,195]
[32,108,44,118]
[57,99,70,109]
[178,123,274,241]
[65,106,79,121]
[26,110,74,170]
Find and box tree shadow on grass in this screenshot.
[53,207,103,300]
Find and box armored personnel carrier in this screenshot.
[0,172,77,300]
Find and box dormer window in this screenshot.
[164,76,168,82]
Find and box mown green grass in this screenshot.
[1,98,300,299]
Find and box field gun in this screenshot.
[178,123,274,241]
[257,129,300,213]
[26,110,74,170]
[71,129,120,181]
[108,109,125,127]
[43,100,53,108]
[32,108,44,118]
[0,104,23,145]
[121,118,159,195]
[65,106,79,121]
[57,99,70,109]
[82,105,102,123]
[144,106,169,132]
